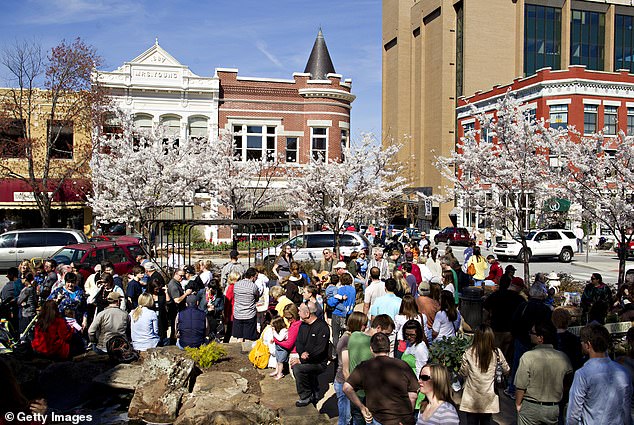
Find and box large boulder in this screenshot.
[93,363,142,390]
[128,346,195,423]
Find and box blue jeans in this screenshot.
[334,381,351,425]
[507,338,530,393]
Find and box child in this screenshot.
[260,310,278,370]
[64,308,83,332]
[270,316,289,380]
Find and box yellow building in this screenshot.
[0,88,93,230]
[383,0,634,227]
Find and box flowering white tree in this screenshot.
[89,114,209,233]
[435,92,560,281]
[289,133,406,255]
[555,132,634,285]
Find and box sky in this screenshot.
[0,0,382,140]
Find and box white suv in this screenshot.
[493,229,577,263]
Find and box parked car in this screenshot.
[614,237,634,258]
[433,227,471,246]
[493,229,576,263]
[0,228,87,269]
[255,231,372,268]
[51,236,151,280]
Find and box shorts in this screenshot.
[232,316,258,341]
[275,344,290,363]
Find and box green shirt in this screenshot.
[347,331,372,397]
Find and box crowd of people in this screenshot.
[1,236,633,424]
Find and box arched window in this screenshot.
[188,117,208,141]
[160,115,181,152]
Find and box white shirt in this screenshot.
[432,310,461,340]
[364,280,387,310]
[394,313,427,340]
[574,228,584,239]
[404,341,429,377]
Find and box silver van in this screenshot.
[0,228,87,269]
[256,231,371,267]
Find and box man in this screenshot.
[580,273,612,323]
[567,323,633,425]
[483,276,525,365]
[88,292,129,354]
[370,278,401,320]
[506,283,552,399]
[221,250,246,288]
[485,228,493,249]
[364,267,386,317]
[102,261,123,289]
[327,272,356,350]
[365,248,390,282]
[167,270,192,344]
[176,295,207,349]
[346,315,396,425]
[40,259,59,300]
[344,332,418,425]
[126,265,145,309]
[574,225,584,253]
[0,267,23,333]
[291,301,330,407]
[144,261,165,288]
[312,249,336,278]
[232,267,262,341]
[514,321,573,425]
[499,264,516,290]
[484,255,503,285]
[398,251,421,284]
[417,232,430,251]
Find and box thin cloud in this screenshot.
[22,0,142,25]
[255,40,284,69]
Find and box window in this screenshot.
[549,105,568,129]
[161,116,180,152]
[571,10,605,71]
[286,137,298,163]
[524,4,562,76]
[311,127,328,161]
[306,234,334,248]
[584,105,598,134]
[604,106,617,135]
[232,124,277,161]
[46,232,78,246]
[288,235,305,249]
[455,1,464,97]
[340,234,361,247]
[615,14,634,72]
[462,122,475,138]
[133,114,153,150]
[126,245,145,261]
[16,232,47,248]
[480,126,493,143]
[0,119,25,158]
[340,129,349,162]
[628,108,634,136]
[47,120,73,159]
[188,117,208,141]
[524,108,537,123]
[0,233,16,248]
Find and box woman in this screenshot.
[441,269,457,296]
[442,246,461,271]
[393,269,411,298]
[31,300,75,360]
[432,290,461,341]
[552,307,583,370]
[282,262,305,305]
[147,279,169,344]
[427,248,443,279]
[416,282,441,343]
[223,271,241,343]
[129,293,160,351]
[417,363,460,424]
[272,244,293,280]
[334,311,368,425]
[420,244,431,260]
[274,303,302,376]
[17,259,35,281]
[17,273,38,334]
[467,246,488,285]
[270,285,293,321]
[402,319,429,377]
[347,251,360,278]
[394,295,426,357]
[356,251,368,279]
[91,272,125,314]
[459,324,509,425]
[199,280,225,341]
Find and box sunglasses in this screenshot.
[404,333,417,338]
[419,374,432,382]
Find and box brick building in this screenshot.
[98,30,354,241]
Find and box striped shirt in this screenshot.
[416,402,459,425]
[232,278,261,320]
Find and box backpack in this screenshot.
[106,335,139,363]
[248,336,270,369]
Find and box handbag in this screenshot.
[493,349,507,394]
[248,336,270,369]
[466,262,476,276]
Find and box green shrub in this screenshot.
[428,335,472,374]
[184,342,227,368]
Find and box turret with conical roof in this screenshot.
[304,29,336,80]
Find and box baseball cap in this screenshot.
[183,265,195,274]
[334,261,347,269]
[510,277,524,289]
[144,262,157,271]
[505,265,517,272]
[107,291,122,302]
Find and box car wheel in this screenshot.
[559,248,573,263]
[446,238,452,246]
[263,256,275,269]
[517,249,531,262]
[434,237,440,244]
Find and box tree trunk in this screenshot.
[617,244,627,287]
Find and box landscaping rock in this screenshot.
[128,346,195,423]
[93,364,142,390]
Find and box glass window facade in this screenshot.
[311,127,328,161]
[584,104,598,134]
[286,137,298,163]
[604,106,618,135]
[232,124,277,161]
[571,10,605,70]
[628,108,634,136]
[524,5,561,76]
[549,104,568,130]
[615,15,634,72]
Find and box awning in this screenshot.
[543,198,571,212]
[0,179,90,204]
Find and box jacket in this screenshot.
[88,306,129,351]
[31,317,73,359]
[178,307,206,348]
[295,317,330,364]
